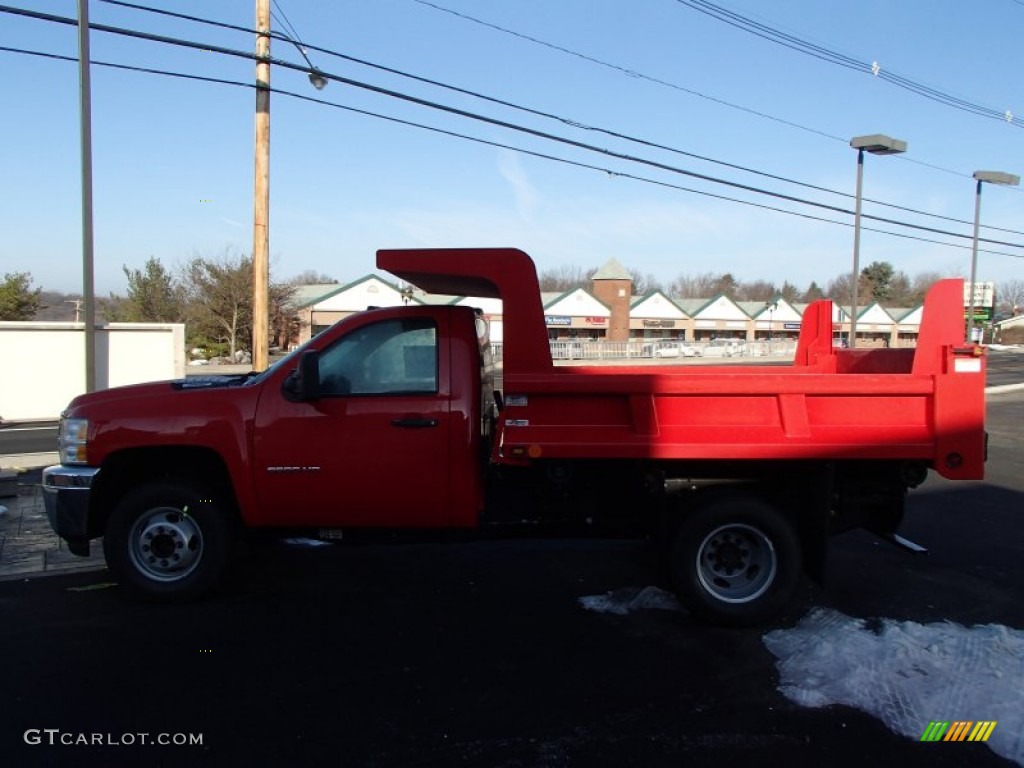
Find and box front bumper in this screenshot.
[42,465,100,556]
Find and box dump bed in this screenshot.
[378,248,986,481]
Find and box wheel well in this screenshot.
[87,447,240,539]
[666,465,835,584]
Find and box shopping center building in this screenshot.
[292,258,926,350]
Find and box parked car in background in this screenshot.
[643,340,678,358]
[702,339,743,357]
[643,340,703,358]
[678,343,702,357]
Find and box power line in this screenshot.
[409,0,983,182]
[3,6,909,235]
[4,41,1021,265]
[91,0,1024,236]
[270,0,302,44]
[675,0,1021,128]
[4,4,1022,250]
[411,0,845,144]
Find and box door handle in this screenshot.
[391,417,439,428]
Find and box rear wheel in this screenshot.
[670,496,800,627]
[103,482,229,600]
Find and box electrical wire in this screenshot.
[94,0,1024,236]
[411,0,844,144]
[675,0,1021,128]
[3,41,1020,264]
[409,0,984,182]
[4,3,1022,249]
[270,0,302,45]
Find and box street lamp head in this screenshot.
[308,70,328,91]
[973,170,1020,186]
[850,134,907,155]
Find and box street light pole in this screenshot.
[77,0,97,392]
[968,170,1020,343]
[849,134,906,349]
[764,300,777,343]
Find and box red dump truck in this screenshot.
[43,248,986,625]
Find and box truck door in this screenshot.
[252,311,452,528]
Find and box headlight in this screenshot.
[59,417,89,465]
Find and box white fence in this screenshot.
[0,322,186,422]
[491,339,797,363]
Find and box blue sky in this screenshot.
[1,0,1022,296]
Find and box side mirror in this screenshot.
[283,350,321,401]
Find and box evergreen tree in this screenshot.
[0,272,42,320]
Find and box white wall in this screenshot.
[0,322,185,422]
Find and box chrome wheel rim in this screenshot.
[127,506,203,582]
[695,523,776,604]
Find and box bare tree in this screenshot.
[997,279,1024,316]
[539,265,593,292]
[269,281,299,351]
[672,272,725,298]
[887,271,914,307]
[825,274,855,307]
[290,269,338,285]
[910,272,944,305]
[735,279,776,302]
[629,269,664,296]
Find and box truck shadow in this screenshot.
[807,482,1024,628]
[224,481,1024,634]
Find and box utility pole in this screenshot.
[66,298,84,322]
[78,0,97,392]
[252,0,271,371]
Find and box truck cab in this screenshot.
[251,304,496,529]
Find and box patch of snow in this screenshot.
[579,586,683,615]
[987,344,1024,353]
[280,537,332,547]
[763,608,1024,765]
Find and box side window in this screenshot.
[318,318,438,395]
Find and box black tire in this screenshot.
[669,496,801,627]
[103,482,229,600]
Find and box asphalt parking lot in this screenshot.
[1,393,1022,767]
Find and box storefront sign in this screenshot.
[642,319,676,328]
[545,315,571,326]
[963,282,994,308]
[585,316,608,325]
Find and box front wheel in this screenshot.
[669,497,801,627]
[104,482,230,600]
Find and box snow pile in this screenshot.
[763,608,1024,765]
[987,344,1024,353]
[579,586,682,615]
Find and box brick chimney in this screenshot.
[591,258,632,341]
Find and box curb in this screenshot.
[0,453,59,473]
